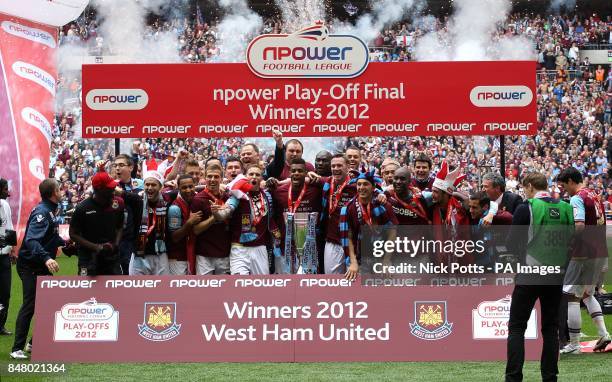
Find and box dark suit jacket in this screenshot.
[499,191,522,215]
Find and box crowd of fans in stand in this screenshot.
[50,11,612,222]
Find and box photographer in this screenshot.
[69,170,125,276]
[0,178,16,335]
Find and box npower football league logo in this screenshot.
[247,21,369,78]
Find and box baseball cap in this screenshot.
[92,171,118,190]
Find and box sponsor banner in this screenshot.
[0,14,57,241]
[472,295,537,340]
[54,298,119,342]
[82,61,536,138]
[32,276,541,362]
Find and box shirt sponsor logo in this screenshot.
[54,298,119,341]
[409,301,453,340]
[247,21,369,78]
[1,21,56,48]
[85,89,149,110]
[12,61,55,95]
[469,86,533,107]
[472,295,537,340]
[138,302,181,341]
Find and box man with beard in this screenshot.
[385,167,430,226]
[69,170,125,276]
[130,171,170,275]
[167,175,203,275]
[269,158,322,274]
[314,151,332,177]
[192,164,232,275]
[113,154,142,275]
[266,133,315,180]
[340,170,398,281]
[225,165,281,275]
[411,153,435,192]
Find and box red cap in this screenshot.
[92,171,118,190]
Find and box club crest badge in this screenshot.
[138,302,181,342]
[409,301,453,340]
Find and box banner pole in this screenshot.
[114,138,120,156]
[499,135,505,181]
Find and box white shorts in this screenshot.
[563,257,608,298]
[129,253,169,276]
[168,259,188,275]
[197,256,230,275]
[324,242,346,274]
[230,245,269,275]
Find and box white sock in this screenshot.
[568,301,582,345]
[583,295,609,337]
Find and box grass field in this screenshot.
[0,256,610,382]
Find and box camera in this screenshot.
[0,229,16,248]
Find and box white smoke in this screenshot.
[415,0,536,61]
[217,0,262,62]
[549,0,577,13]
[336,0,423,43]
[274,0,325,32]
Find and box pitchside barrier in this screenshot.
[32,275,541,362]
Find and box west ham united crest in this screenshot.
[138,303,181,342]
[409,301,453,340]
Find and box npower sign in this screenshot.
[470,86,533,107]
[247,22,369,78]
[85,88,148,110]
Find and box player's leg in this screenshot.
[250,246,270,275]
[324,242,345,274]
[129,254,150,275]
[213,257,230,275]
[505,284,538,382]
[229,245,250,275]
[584,257,611,352]
[10,262,38,358]
[154,253,169,275]
[561,258,584,354]
[538,284,563,382]
[168,259,187,275]
[197,256,214,275]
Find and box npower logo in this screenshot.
[12,61,55,96]
[21,107,52,144]
[247,22,369,78]
[1,21,56,48]
[86,89,148,110]
[470,86,533,107]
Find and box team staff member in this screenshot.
[266,132,315,180]
[504,172,574,382]
[482,172,523,214]
[167,175,202,275]
[10,179,75,360]
[70,171,125,276]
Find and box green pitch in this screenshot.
[1,256,610,382]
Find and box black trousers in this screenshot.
[12,260,50,352]
[0,254,11,329]
[505,284,562,382]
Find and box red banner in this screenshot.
[82,61,537,138]
[0,14,56,239]
[33,276,540,362]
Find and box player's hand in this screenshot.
[482,213,494,226]
[114,186,124,196]
[165,180,177,189]
[45,259,60,273]
[307,172,320,183]
[273,130,283,148]
[187,211,203,226]
[345,262,358,282]
[376,193,387,204]
[8,248,17,264]
[96,160,109,172]
[266,178,279,189]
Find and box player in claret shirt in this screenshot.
[226,164,281,275]
[268,158,322,274]
[385,166,430,226]
[319,154,357,274]
[339,169,398,281]
[191,164,232,275]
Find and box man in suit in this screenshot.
[482,172,522,214]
